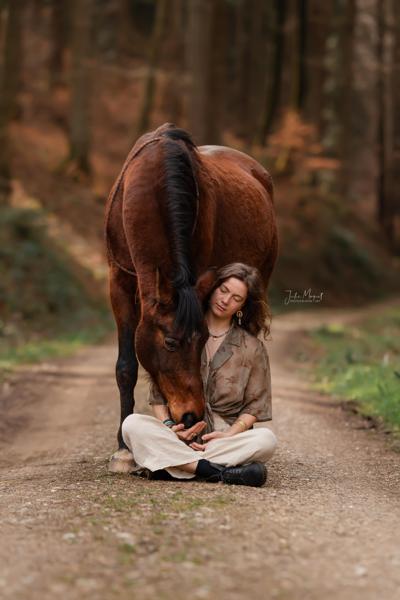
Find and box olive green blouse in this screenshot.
[148,323,272,432]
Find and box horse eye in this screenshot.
[164,336,180,352]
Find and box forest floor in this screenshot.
[1,298,399,600]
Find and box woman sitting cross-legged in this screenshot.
[122,262,277,487]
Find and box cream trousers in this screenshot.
[121,413,278,480]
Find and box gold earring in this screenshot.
[236,310,243,325]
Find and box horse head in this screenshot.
[135,269,217,427]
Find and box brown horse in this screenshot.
[105,123,278,472]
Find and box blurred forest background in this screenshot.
[0,0,399,364]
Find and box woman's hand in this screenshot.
[188,430,231,451]
[188,441,208,451]
[171,420,206,444]
[201,431,231,442]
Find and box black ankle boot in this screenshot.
[196,459,267,487]
[195,459,225,482]
[221,462,267,487]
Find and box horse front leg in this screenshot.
[108,266,139,473]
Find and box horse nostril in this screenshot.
[182,412,197,429]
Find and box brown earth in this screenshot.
[1,299,400,600]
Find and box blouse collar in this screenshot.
[201,322,243,371]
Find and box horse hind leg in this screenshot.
[108,266,139,473]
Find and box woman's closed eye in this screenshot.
[220,285,243,303]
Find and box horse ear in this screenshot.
[195,267,218,303]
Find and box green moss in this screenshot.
[0,323,111,368]
[0,206,113,370]
[118,542,136,555]
[102,496,141,513]
[309,307,400,434]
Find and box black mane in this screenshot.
[161,127,203,337]
[163,127,197,148]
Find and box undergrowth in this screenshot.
[309,307,400,434]
[0,206,112,371]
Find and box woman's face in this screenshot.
[209,277,248,320]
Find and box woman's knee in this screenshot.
[253,427,277,459]
[121,413,149,444]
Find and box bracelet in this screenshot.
[163,418,176,428]
[236,418,247,431]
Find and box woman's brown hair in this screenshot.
[206,262,272,339]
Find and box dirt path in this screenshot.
[1,300,399,600]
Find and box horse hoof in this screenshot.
[108,449,136,474]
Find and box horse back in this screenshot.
[199,145,273,199]
[195,145,278,283]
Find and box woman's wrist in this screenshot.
[226,422,246,436]
[163,418,176,428]
[228,415,256,436]
[230,418,247,432]
[152,404,171,422]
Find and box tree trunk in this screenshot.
[0,0,24,202]
[159,0,185,124]
[303,0,333,133]
[390,0,400,250]
[322,0,355,192]
[67,0,93,177]
[259,0,286,141]
[253,1,279,145]
[135,0,168,137]
[206,0,229,144]
[297,0,307,110]
[185,0,214,144]
[279,0,301,112]
[234,0,268,146]
[378,0,400,250]
[117,0,138,57]
[49,0,68,89]
[344,0,379,217]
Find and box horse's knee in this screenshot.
[116,358,137,389]
[253,428,277,459]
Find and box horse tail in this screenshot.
[161,127,203,337]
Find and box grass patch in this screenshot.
[309,307,400,434]
[118,542,136,555]
[102,496,141,513]
[100,488,234,517]
[0,206,113,372]
[168,551,188,563]
[0,322,111,370]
